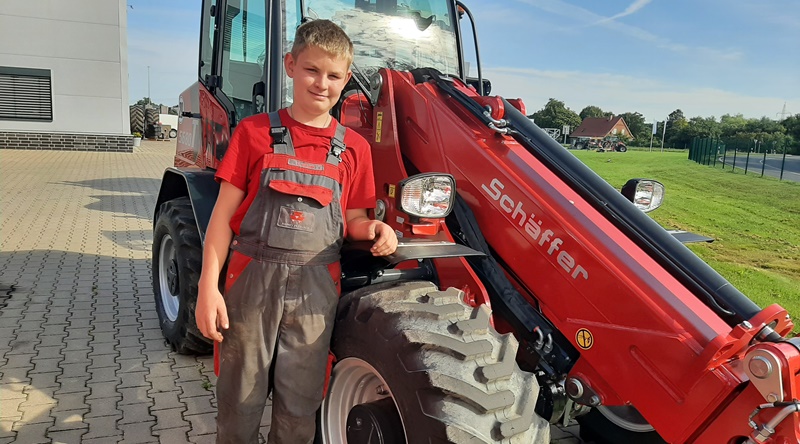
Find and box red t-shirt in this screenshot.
[215,109,375,236]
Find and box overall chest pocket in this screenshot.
[265,179,342,251]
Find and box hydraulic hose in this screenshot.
[500,103,762,327]
[746,402,800,443]
[413,67,763,329]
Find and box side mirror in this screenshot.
[621,179,664,213]
[465,77,491,96]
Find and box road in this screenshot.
[719,152,800,182]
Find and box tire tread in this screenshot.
[152,197,211,355]
[332,281,550,443]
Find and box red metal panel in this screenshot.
[380,70,799,442]
[366,70,491,310]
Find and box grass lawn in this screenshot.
[570,148,800,331]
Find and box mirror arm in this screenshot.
[455,1,484,95]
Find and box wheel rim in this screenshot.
[596,405,655,432]
[319,357,406,444]
[158,234,180,322]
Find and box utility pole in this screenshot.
[147,65,151,105]
[649,120,656,152]
[776,102,791,121]
[660,119,667,152]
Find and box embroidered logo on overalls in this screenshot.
[278,206,315,232]
[288,158,324,171]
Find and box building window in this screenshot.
[0,67,53,122]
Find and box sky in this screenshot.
[127,0,800,122]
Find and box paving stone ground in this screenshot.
[0,139,583,443]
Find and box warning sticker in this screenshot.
[576,328,593,350]
[375,111,383,143]
[388,184,396,198]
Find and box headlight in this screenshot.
[397,174,456,218]
[621,179,665,213]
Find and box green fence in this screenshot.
[689,137,795,181]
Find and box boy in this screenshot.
[195,19,397,444]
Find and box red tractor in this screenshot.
[152,1,800,442]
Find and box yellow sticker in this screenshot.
[388,184,396,198]
[375,111,383,143]
[576,328,593,350]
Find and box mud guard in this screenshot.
[153,167,220,242]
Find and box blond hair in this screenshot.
[291,19,354,66]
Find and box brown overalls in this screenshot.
[216,112,346,444]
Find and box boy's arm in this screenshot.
[345,209,398,256]
[196,181,245,342]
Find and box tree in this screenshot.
[665,109,688,148]
[781,114,800,154]
[719,114,748,139]
[745,116,783,135]
[579,105,608,120]
[133,97,172,110]
[531,98,581,131]
[667,109,686,123]
[676,116,720,147]
[782,114,800,140]
[617,111,648,144]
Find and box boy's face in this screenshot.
[285,46,352,118]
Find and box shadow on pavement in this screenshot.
[56,178,162,195]
[0,249,218,443]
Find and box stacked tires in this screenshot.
[145,108,160,139]
[129,105,161,137]
[130,105,145,134]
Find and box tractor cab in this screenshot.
[175,0,467,171]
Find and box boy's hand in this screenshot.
[196,284,229,342]
[345,209,398,256]
[367,221,398,256]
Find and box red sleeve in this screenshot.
[214,120,252,191]
[345,130,376,210]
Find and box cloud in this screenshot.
[721,1,800,30]
[595,0,651,24]
[485,66,797,120]
[512,0,742,62]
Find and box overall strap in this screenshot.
[268,111,295,156]
[327,122,347,166]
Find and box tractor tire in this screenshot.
[152,197,212,355]
[145,107,159,127]
[578,406,665,444]
[130,105,145,134]
[319,281,550,444]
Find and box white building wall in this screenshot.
[0,0,129,136]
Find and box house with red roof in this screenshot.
[569,116,632,150]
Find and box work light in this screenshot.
[397,174,456,218]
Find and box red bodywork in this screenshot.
[190,69,800,442]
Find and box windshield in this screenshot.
[306,0,461,78]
